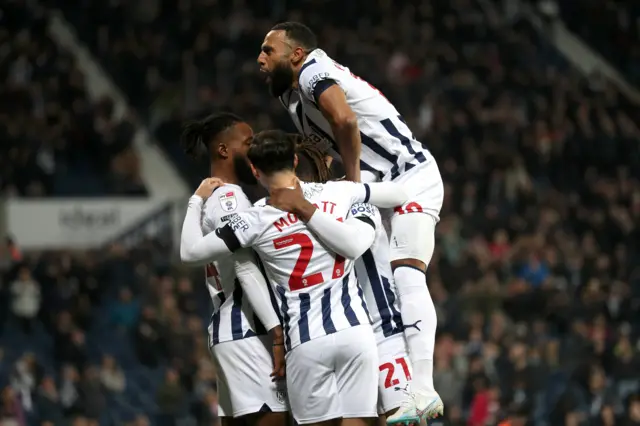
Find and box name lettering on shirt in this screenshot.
[272,201,338,232]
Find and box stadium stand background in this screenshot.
[1,0,639,425]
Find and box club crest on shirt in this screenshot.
[218,191,237,212]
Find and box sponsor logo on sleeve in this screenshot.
[219,214,234,223]
[307,72,330,92]
[219,191,237,212]
[350,202,376,217]
[227,214,249,232]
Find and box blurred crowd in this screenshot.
[0,237,218,426]
[2,0,640,425]
[0,0,146,197]
[556,0,640,90]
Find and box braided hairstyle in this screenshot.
[295,135,333,183]
[180,112,243,159]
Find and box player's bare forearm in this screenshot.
[268,181,318,222]
[316,85,362,182]
[269,325,284,344]
[332,122,361,182]
[294,201,317,222]
[270,326,286,381]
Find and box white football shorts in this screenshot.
[211,336,288,417]
[376,333,413,415]
[389,161,443,265]
[286,325,378,424]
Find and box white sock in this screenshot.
[394,265,437,394]
[411,359,435,395]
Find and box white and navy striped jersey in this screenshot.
[350,204,404,345]
[221,181,374,351]
[202,184,267,346]
[280,48,434,182]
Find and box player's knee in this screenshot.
[390,213,436,267]
[391,258,425,272]
[392,261,429,296]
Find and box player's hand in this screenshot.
[194,178,224,200]
[268,179,308,214]
[271,342,286,381]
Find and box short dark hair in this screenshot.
[271,22,317,51]
[248,130,297,175]
[180,112,243,159]
[295,136,332,183]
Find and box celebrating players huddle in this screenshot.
[179,22,445,426]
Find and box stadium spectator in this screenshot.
[99,355,126,394]
[35,376,64,425]
[134,306,162,368]
[0,386,25,426]
[59,365,81,417]
[155,369,186,426]
[9,269,41,335]
[79,366,106,422]
[110,288,140,331]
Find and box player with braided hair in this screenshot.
[180,113,289,426]
[294,135,334,183]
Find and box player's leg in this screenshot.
[287,334,341,426]
[391,213,438,393]
[211,348,237,426]
[334,325,379,426]
[376,335,413,425]
[213,337,289,420]
[387,166,444,424]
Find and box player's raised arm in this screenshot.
[297,61,361,182]
[315,85,361,182]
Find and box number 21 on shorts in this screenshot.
[380,357,412,388]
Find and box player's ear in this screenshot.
[293,154,299,169]
[291,46,305,65]
[250,163,260,180]
[217,143,228,159]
